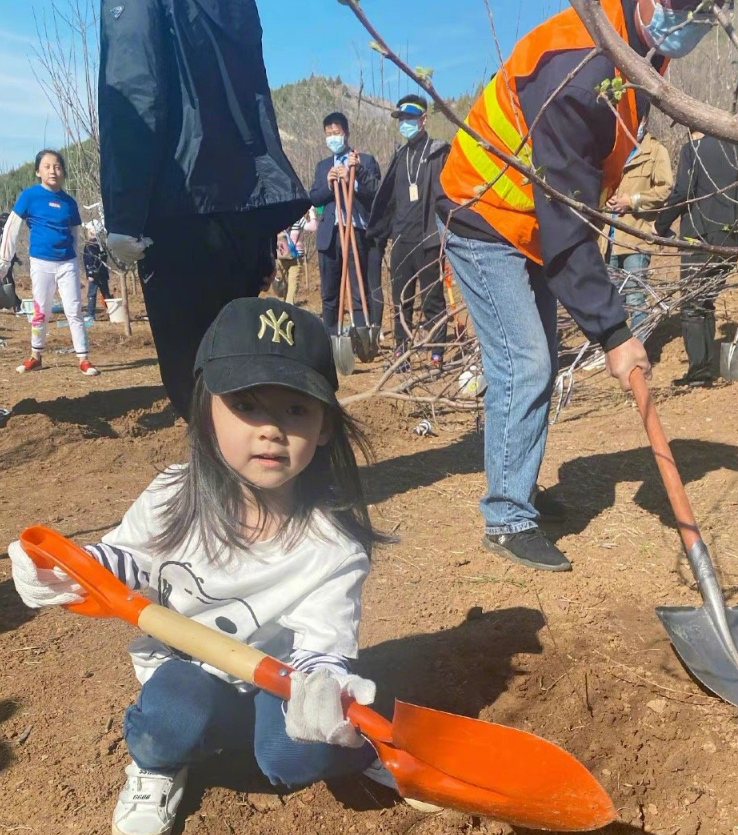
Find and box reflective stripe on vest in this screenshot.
[439,0,660,264]
[455,78,534,212]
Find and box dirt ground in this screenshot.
[2,276,738,835]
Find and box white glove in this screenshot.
[106,233,154,266]
[285,667,376,748]
[9,540,84,609]
[0,260,10,281]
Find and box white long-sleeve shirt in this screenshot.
[86,469,370,690]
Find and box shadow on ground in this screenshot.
[0,576,34,635]
[551,438,738,546]
[8,385,174,440]
[0,699,20,773]
[362,430,483,505]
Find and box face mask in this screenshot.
[326,135,346,155]
[399,119,421,140]
[637,1,711,58]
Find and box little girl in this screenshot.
[0,150,99,375]
[9,298,417,835]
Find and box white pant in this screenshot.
[29,257,88,356]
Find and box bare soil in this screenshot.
[2,279,738,835]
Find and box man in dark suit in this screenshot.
[309,112,381,335]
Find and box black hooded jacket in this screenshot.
[99,0,309,238]
[655,135,738,245]
[368,136,450,250]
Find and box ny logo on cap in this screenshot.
[258,310,295,345]
[111,5,124,19]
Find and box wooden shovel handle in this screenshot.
[333,179,349,329]
[340,172,371,324]
[630,367,701,550]
[138,603,394,741]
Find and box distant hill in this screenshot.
[0,73,479,212]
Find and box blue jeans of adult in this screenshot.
[608,252,649,330]
[439,222,557,534]
[124,660,377,786]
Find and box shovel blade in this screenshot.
[657,604,738,705]
[350,326,380,363]
[331,335,355,376]
[388,701,615,830]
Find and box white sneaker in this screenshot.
[363,758,443,813]
[111,762,188,835]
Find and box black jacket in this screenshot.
[436,0,663,350]
[83,240,110,283]
[369,135,449,251]
[655,135,738,245]
[99,0,309,238]
[309,152,381,252]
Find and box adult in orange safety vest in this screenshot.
[435,0,719,572]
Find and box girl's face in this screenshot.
[36,154,65,191]
[212,386,330,503]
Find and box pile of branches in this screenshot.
[341,255,738,423]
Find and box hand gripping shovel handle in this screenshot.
[18,526,392,742]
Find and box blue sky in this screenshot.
[0,0,566,171]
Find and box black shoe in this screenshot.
[672,374,714,388]
[481,528,572,572]
[533,486,567,523]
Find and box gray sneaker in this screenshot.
[482,527,571,572]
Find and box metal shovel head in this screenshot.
[386,701,616,831]
[0,280,16,310]
[656,604,738,705]
[350,325,381,363]
[331,334,355,376]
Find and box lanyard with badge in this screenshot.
[406,136,430,202]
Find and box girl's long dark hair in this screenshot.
[150,376,389,562]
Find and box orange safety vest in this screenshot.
[440,0,654,265]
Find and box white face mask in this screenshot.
[326,134,347,155]
[637,0,711,58]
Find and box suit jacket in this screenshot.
[309,151,381,252]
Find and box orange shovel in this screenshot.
[19,525,616,831]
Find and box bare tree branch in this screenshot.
[568,0,738,140]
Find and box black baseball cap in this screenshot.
[194,298,339,406]
[391,94,428,119]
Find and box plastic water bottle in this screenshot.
[413,419,434,436]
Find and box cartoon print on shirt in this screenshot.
[157,562,260,662]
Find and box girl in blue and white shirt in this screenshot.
[0,150,99,376]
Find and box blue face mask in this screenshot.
[638,2,711,58]
[326,134,347,155]
[399,119,421,140]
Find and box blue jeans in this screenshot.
[608,252,649,330]
[440,223,557,534]
[124,660,377,787]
